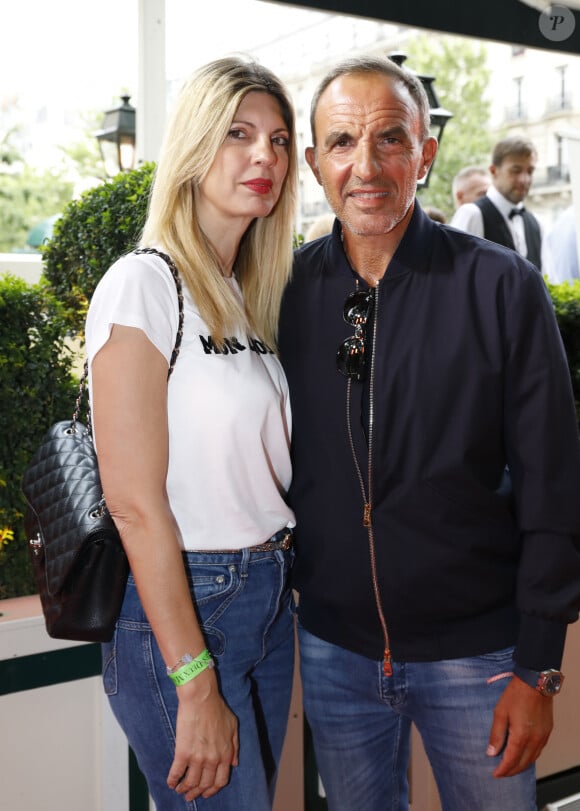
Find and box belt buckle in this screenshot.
[276,529,292,551]
[284,530,293,550]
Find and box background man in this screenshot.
[279,56,580,811]
[451,164,490,208]
[450,136,543,270]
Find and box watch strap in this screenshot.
[513,665,564,695]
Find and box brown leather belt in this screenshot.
[191,527,293,554]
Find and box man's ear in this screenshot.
[305,147,322,186]
[418,137,438,181]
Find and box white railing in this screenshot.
[0,252,43,283]
[0,596,150,811]
[0,595,303,811]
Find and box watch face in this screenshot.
[539,671,564,696]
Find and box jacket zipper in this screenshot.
[346,280,392,676]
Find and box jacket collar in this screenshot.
[324,200,435,283]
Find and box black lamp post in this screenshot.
[388,53,453,188]
[96,95,136,177]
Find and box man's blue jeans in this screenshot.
[298,624,537,811]
[102,547,295,810]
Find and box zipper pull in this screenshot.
[363,502,371,527]
[383,649,393,677]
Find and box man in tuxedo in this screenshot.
[451,136,542,270]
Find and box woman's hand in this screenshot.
[167,667,239,800]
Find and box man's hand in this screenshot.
[487,676,553,777]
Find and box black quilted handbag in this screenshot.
[21,248,184,642]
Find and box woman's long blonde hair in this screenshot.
[141,56,298,348]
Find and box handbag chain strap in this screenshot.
[72,248,185,434]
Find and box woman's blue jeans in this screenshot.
[298,625,537,811]
[102,547,295,810]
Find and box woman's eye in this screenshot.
[273,135,290,147]
[227,128,246,140]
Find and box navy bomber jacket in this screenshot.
[278,203,580,671]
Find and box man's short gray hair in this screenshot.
[309,55,431,145]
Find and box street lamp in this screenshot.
[95,95,136,177]
[388,52,453,188]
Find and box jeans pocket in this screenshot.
[475,646,515,686]
[102,633,119,696]
[187,562,242,655]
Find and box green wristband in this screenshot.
[167,649,214,686]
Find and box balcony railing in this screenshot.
[532,165,571,188]
[545,93,573,114]
[504,104,528,122]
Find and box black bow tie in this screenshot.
[509,207,525,219]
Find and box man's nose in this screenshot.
[353,140,380,179]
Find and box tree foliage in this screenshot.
[0,103,105,253]
[405,34,495,219]
[57,108,108,183]
[0,166,74,253]
[0,125,22,166]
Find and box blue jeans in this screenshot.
[298,625,537,811]
[102,547,295,810]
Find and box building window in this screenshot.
[547,65,571,113]
[506,76,526,121]
[557,65,568,109]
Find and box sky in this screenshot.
[3,0,322,110]
[0,0,325,169]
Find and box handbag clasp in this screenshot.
[29,533,44,556]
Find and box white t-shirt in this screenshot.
[85,250,295,551]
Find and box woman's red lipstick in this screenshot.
[244,178,273,194]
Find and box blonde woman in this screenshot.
[86,57,298,809]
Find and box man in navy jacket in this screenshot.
[279,55,580,811]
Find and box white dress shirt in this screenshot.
[450,186,529,258]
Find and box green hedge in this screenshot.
[0,165,155,599]
[547,280,580,425]
[0,275,78,598]
[42,163,155,338]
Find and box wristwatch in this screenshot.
[514,665,565,696]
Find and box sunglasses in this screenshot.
[336,288,375,381]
